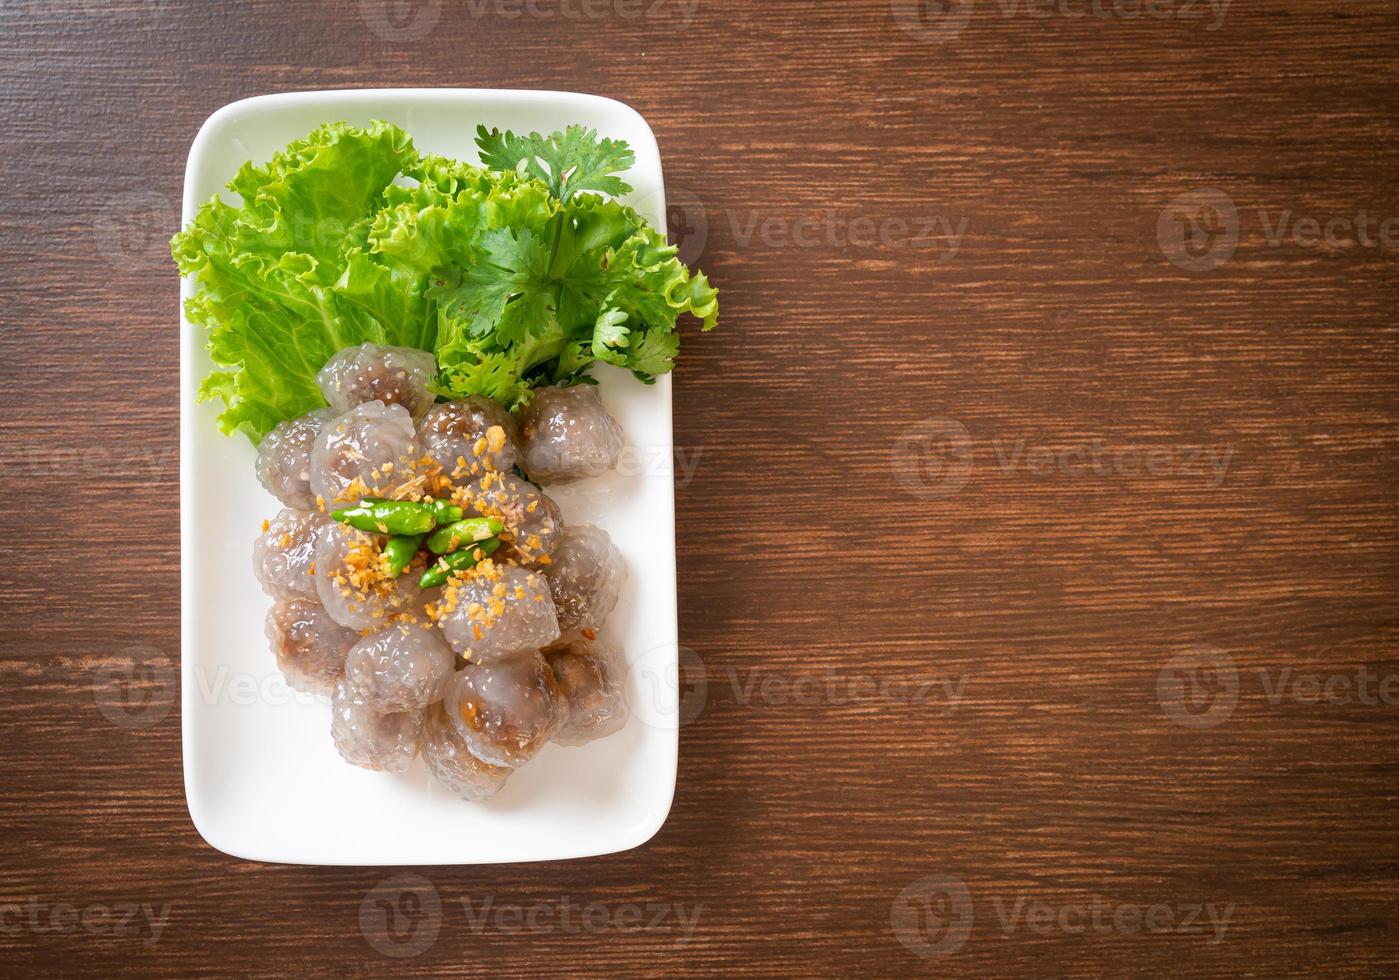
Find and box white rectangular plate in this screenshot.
[181,89,679,865]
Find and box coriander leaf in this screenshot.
[624,329,681,380]
[593,308,631,351]
[476,124,635,203]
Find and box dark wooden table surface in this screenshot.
[3,0,1398,975]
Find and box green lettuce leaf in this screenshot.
[172,121,422,440]
[176,119,719,437]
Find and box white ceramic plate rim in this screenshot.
[179,88,679,865]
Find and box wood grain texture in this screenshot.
[2,0,1398,975]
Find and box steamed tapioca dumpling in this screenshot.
[421,701,512,802]
[461,471,558,566]
[256,408,335,509]
[544,523,626,633]
[252,508,328,602]
[516,384,625,484]
[317,343,438,420]
[345,623,455,712]
[314,522,435,631]
[265,598,357,696]
[417,397,518,477]
[330,677,422,774]
[438,563,560,662]
[545,633,629,747]
[309,401,419,506]
[443,653,561,768]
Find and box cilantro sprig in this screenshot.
[173,120,718,440]
[475,124,636,203]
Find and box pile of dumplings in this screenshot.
[251,343,631,801]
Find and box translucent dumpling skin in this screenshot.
[544,523,626,633]
[317,343,438,420]
[330,677,422,774]
[516,385,625,484]
[439,565,560,662]
[463,471,559,566]
[309,401,419,506]
[545,634,629,747]
[256,409,334,509]
[265,598,357,696]
[253,508,328,602]
[417,397,518,477]
[345,623,455,712]
[443,654,560,768]
[314,522,435,631]
[421,701,512,801]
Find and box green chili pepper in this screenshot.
[424,498,464,525]
[382,534,425,578]
[356,497,462,528]
[332,500,435,536]
[425,517,506,555]
[418,538,501,589]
